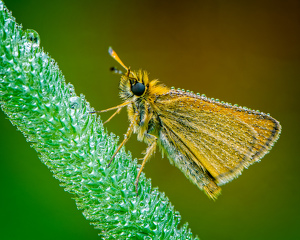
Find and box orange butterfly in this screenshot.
[92,47,281,199]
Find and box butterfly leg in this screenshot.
[90,101,131,114]
[107,116,136,167]
[90,101,131,123]
[103,107,122,124]
[135,133,157,195]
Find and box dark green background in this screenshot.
[1,0,299,239]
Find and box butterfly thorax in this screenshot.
[118,69,169,142]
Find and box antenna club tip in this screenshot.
[108,47,128,71]
[108,46,113,55]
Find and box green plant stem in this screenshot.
[0,2,198,239]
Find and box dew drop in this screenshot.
[22,62,31,72]
[69,96,80,109]
[67,83,76,94]
[24,29,40,48]
[12,45,19,57]
[23,29,40,53]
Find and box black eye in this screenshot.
[131,82,145,96]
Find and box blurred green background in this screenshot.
[1,0,299,239]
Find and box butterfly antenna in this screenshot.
[108,47,128,71]
[108,47,137,78]
[110,66,124,75]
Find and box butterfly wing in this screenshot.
[153,90,281,198]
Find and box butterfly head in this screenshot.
[109,47,149,100]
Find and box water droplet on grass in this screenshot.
[24,29,40,48]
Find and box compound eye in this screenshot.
[131,82,145,96]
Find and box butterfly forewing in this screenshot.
[153,90,281,194]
